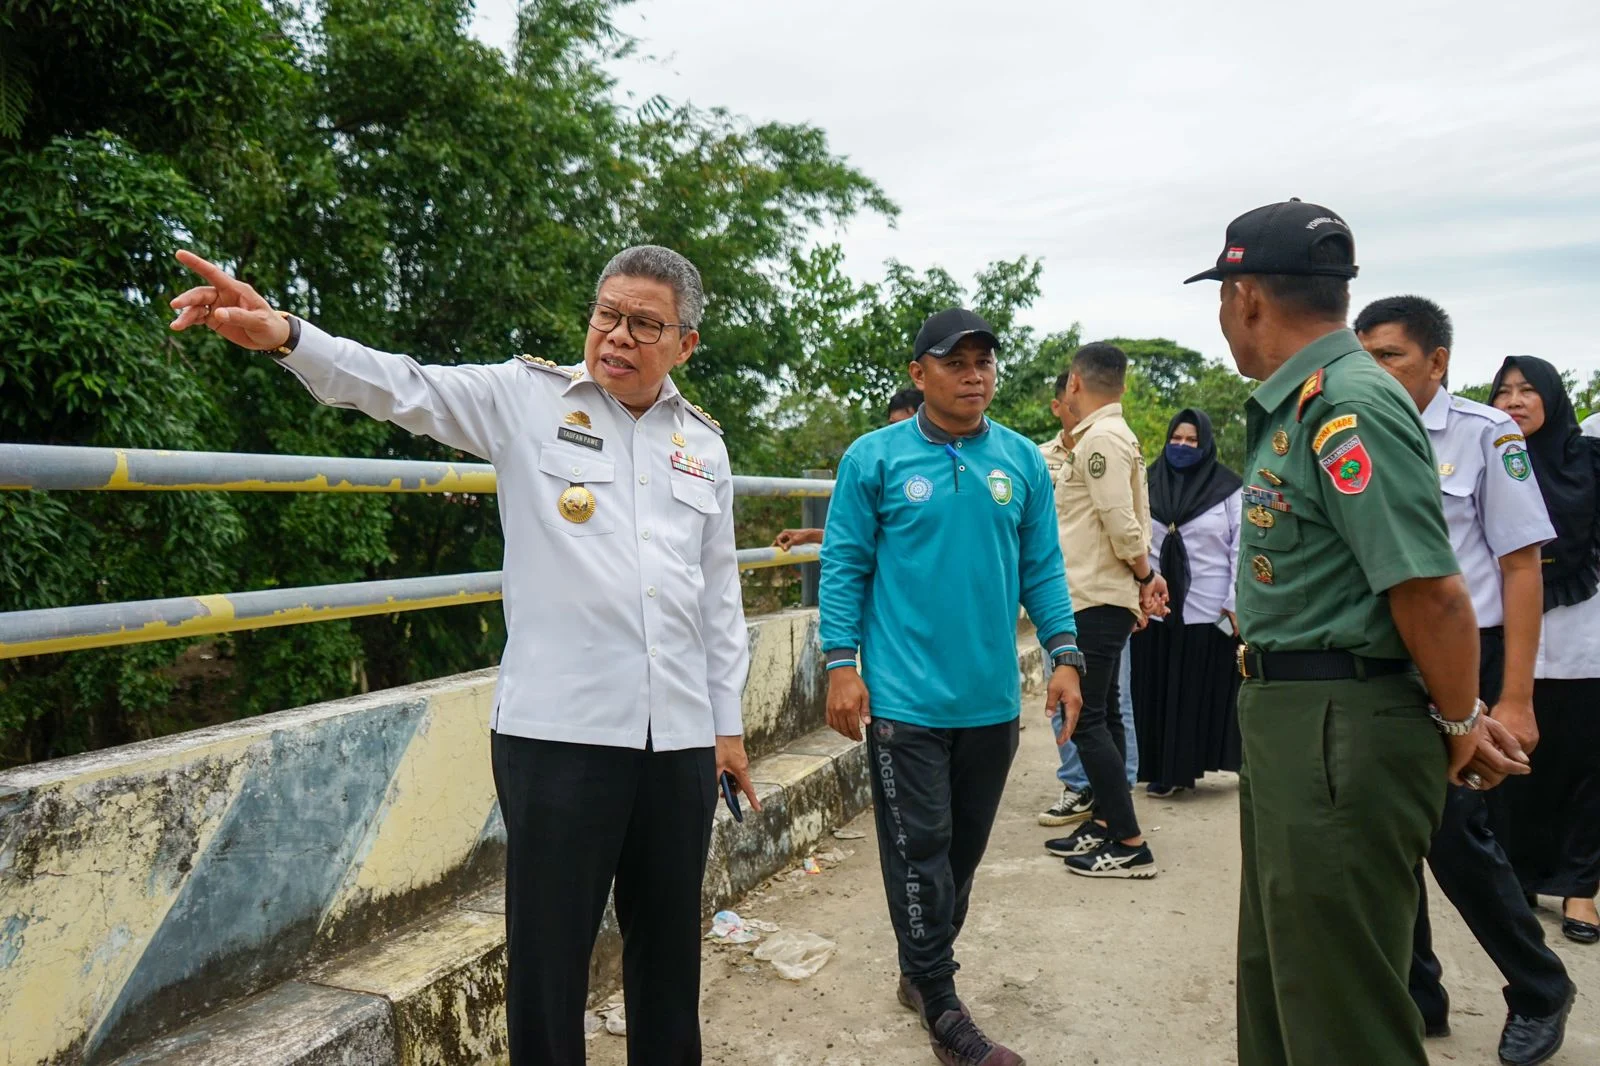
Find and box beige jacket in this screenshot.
[1046,404,1151,614]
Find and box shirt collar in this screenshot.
[914,405,990,444]
[1422,387,1451,432]
[1249,328,1362,414]
[1070,402,1123,441]
[566,365,683,410]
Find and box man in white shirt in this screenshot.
[1358,295,1575,1066]
[170,246,757,1066]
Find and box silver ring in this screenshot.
[1464,771,1485,790]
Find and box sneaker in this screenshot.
[896,977,969,1032]
[1037,784,1094,826]
[929,1010,1025,1066]
[1045,820,1108,857]
[1064,840,1158,879]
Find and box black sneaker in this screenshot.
[1145,782,1184,798]
[1038,784,1094,826]
[1044,820,1108,857]
[929,1010,1025,1065]
[1064,840,1158,879]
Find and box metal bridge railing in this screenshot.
[0,444,832,660]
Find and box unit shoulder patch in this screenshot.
[1312,414,1358,454]
[1318,434,1372,495]
[1502,443,1532,481]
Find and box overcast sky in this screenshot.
[470,1,1600,386]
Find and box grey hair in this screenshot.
[594,245,705,332]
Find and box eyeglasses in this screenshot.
[586,302,687,345]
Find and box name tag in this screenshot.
[558,427,603,451]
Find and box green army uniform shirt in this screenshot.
[1236,328,1459,659]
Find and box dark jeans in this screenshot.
[491,732,716,1066]
[1410,628,1570,1020]
[1073,605,1140,840]
[867,716,1019,983]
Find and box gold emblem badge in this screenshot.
[557,485,596,523]
[671,431,686,447]
[1257,467,1284,486]
[564,410,592,428]
[1251,554,1275,584]
[1271,429,1291,456]
[1439,462,1455,476]
[1247,505,1277,529]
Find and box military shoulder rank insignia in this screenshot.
[1502,443,1531,481]
[684,402,723,435]
[1296,369,1325,422]
[516,353,580,380]
[1319,435,1372,494]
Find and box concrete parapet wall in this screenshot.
[0,610,826,1066]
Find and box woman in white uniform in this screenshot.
[1492,356,1600,945]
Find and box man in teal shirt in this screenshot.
[821,308,1084,1066]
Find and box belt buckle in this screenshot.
[1237,643,1251,679]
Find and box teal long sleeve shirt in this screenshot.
[818,409,1078,728]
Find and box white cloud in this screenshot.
[471,0,1600,386]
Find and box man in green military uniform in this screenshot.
[1184,200,1532,1066]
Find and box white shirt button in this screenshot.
[956,441,963,449]
[959,465,966,472]
[650,647,658,658]
[647,586,657,597]
[641,530,651,541]
[572,466,581,475]
[639,474,649,485]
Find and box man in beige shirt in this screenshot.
[1043,343,1170,879]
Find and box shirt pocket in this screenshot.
[666,473,720,562]
[537,442,617,536]
[1241,512,1305,616]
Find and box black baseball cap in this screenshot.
[1184,199,1359,284]
[913,308,999,358]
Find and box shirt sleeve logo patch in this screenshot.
[1312,414,1357,454]
[1502,444,1532,481]
[1088,453,1107,478]
[1319,434,1372,494]
[903,474,934,503]
[986,469,1013,505]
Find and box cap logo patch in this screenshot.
[1305,216,1345,230]
[1225,246,1245,263]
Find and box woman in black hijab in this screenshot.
[1491,356,1600,945]
[1129,409,1244,796]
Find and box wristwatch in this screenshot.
[1136,569,1156,587]
[1051,647,1087,675]
[271,311,302,358]
[1428,698,1485,736]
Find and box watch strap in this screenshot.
[272,311,302,357]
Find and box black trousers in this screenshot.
[491,732,716,1066]
[867,716,1019,983]
[1410,629,1570,1020]
[1074,605,1140,840]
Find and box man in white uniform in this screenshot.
[1358,295,1575,1066]
[170,246,757,1066]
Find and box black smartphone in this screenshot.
[719,771,744,823]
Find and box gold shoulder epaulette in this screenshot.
[685,402,723,435]
[515,353,582,380]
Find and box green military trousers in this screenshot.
[1236,673,1447,1066]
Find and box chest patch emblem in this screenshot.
[1439,462,1455,477]
[1503,444,1531,481]
[1319,435,1372,494]
[564,410,592,428]
[904,474,934,503]
[987,469,1013,505]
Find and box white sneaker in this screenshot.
[1037,784,1095,826]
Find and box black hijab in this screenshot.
[1490,356,1600,611]
[1147,408,1243,618]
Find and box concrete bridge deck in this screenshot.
[588,702,1600,1066]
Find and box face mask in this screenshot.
[1165,443,1204,469]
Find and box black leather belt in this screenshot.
[1236,645,1415,682]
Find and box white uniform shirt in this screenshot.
[1538,410,1600,678]
[1148,496,1241,625]
[280,321,749,750]
[1581,411,1600,438]
[1423,389,1555,629]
